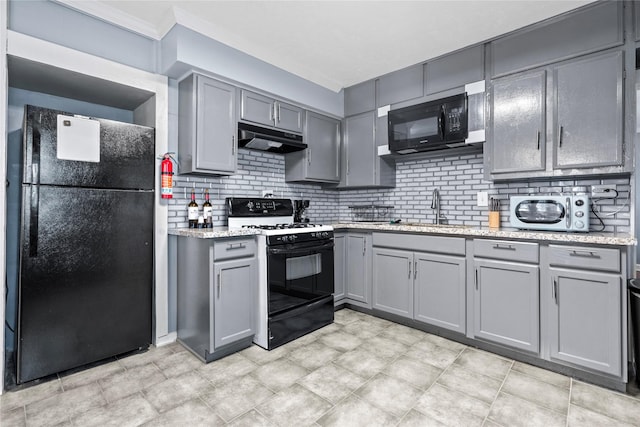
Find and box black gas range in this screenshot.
[226,198,335,350]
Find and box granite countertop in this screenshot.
[332,222,637,246]
[168,223,636,246]
[168,227,261,239]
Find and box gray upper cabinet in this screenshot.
[425,45,484,95]
[178,73,237,175]
[491,1,623,77]
[490,70,546,174]
[344,80,376,116]
[553,51,623,169]
[285,112,340,183]
[377,63,424,107]
[488,50,626,180]
[340,111,395,188]
[240,90,304,133]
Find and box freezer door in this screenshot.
[17,186,153,384]
[23,105,155,190]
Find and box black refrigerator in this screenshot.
[16,105,155,384]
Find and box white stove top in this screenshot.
[227,216,333,236]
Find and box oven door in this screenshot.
[267,239,334,315]
[266,239,335,348]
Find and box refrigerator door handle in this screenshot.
[28,184,39,257]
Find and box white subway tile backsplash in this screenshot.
[167,151,630,233]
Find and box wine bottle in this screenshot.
[188,189,199,229]
[203,189,213,228]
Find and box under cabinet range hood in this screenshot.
[237,122,307,153]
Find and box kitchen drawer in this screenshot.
[213,238,256,261]
[372,233,465,256]
[474,239,539,263]
[548,245,620,273]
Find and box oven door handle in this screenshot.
[268,241,334,255]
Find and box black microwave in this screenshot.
[388,93,468,154]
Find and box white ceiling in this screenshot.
[56,0,597,93]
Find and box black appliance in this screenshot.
[16,105,154,384]
[226,197,334,350]
[388,93,468,154]
[237,122,307,153]
[293,199,310,223]
[266,230,335,349]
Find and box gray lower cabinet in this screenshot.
[240,89,304,133]
[285,111,340,183]
[414,252,466,334]
[545,244,623,376]
[372,248,413,318]
[177,236,257,362]
[333,233,346,305]
[344,233,372,308]
[473,240,540,353]
[371,233,466,331]
[547,268,621,376]
[340,111,395,188]
[178,73,237,175]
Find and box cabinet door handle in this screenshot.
[536,130,540,150]
[569,250,599,258]
[492,243,515,251]
[217,273,221,299]
[408,260,412,279]
[363,238,366,256]
[277,103,281,123]
[414,260,417,279]
[553,279,558,305]
[270,103,275,123]
[558,125,564,148]
[308,148,312,166]
[475,269,478,290]
[232,135,236,155]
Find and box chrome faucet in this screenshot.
[431,188,440,224]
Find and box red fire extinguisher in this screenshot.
[161,153,174,199]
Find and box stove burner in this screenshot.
[242,223,322,230]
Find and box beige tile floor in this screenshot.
[2,308,640,426]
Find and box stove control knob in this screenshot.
[291,234,298,241]
[281,235,290,242]
[321,232,330,238]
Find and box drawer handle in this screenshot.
[569,250,600,259]
[493,244,515,251]
[227,243,247,250]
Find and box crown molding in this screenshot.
[52,0,165,40]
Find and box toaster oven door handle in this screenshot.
[566,197,571,229]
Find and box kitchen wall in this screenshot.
[168,149,631,234]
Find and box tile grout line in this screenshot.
[480,359,515,426]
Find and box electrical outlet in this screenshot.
[477,191,488,207]
[591,185,616,197]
